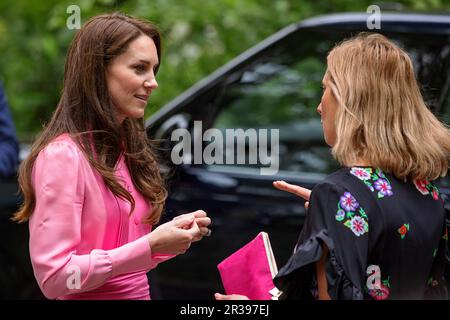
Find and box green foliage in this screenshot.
[0,0,449,140]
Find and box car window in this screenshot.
[208,30,450,178]
[211,35,340,176]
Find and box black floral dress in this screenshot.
[273,167,448,300]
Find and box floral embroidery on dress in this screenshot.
[336,191,368,236]
[374,179,393,197]
[340,191,359,211]
[397,223,409,239]
[414,179,440,200]
[350,167,371,180]
[350,167,393,198]
[443,228,448,241]
[367,276,391,300]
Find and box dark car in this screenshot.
[1,12,449,299]
[145,12,450,299]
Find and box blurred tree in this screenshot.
[0,0,449,140]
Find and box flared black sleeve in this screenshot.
[274,180,376,300]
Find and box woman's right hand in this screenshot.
[214,293,249,300]
[147,214,201,255]
[273,180,312,209]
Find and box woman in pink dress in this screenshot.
[13,12,211,300]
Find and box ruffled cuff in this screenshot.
[274,230,363,300]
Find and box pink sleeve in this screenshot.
[29,141,158,299]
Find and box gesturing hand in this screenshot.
[273,180,312,209]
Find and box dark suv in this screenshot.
[1,12,449,299]
[145,12,450,299]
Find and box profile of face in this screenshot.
[106,35,159,123]
[317,73,339,147]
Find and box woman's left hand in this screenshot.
[173,210,211,241]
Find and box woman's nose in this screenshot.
[143,79,158,91]
[317,103,322,115]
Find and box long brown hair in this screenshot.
[13,12,167,224]
[327,33,450,181]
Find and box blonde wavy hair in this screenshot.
[326,32,450,181]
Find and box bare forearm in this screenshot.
[316,244,331,300]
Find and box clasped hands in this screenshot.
[147,210,211,255]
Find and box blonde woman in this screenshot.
[216,33,449,300]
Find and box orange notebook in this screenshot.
[217,232,281,300]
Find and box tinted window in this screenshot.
[210,30,450,177]
[212,35,339,175]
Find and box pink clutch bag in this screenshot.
[217,232,280,300]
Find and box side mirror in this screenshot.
[149,113,191,176]
[153,113,190,140]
